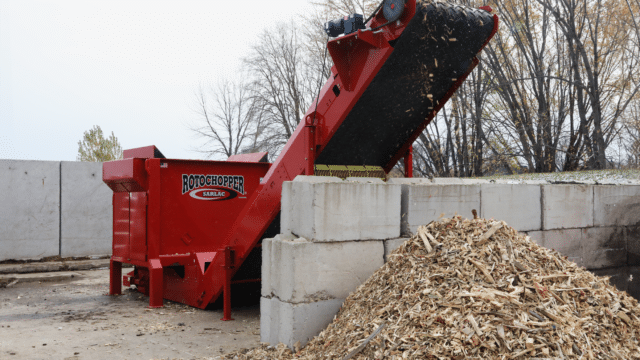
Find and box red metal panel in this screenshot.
[148,159,270,257]
[129,192,147,262]
[103,158,147,192]
[123,145,164,159]
[112,192,130,260]
[227,152,269,163]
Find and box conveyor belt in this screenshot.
[316,2,495,167]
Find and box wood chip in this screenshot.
[228,216,640,360]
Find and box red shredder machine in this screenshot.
[102,146,271,316]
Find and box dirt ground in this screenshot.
[0,269,261,360]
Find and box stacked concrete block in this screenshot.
[281,176,401,241]
[527,229,584,266]
[260,296,345,350]
[542,185,593,229]
[60,161,113,257]
[383,238,409,262]
[581,227,626,270]
[0,160,60,261]
[628,226,640,266]
[461,179,490,184]
[261,235,384,303]
[481,184,541,231]
[528,227,627,270]
[264,177,397,348]
[593,185,640,227]
[261,235,384,348]
[431,177,464,184]
[389,178,480,235]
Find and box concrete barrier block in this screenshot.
[630,267,640,299]
[281,177,342,240]
[481,184,541,231]
[60,161,113,257]
[527,229,583,266]
[0,160,60,261]
[384,238,408,262]
[401,185,480,235]
[262,237,384,303]
[582,227,626,270]
[590,267,630,293]
[432,177,464,184]
[593,186,640,227]
[628,226,640,266]
[524,180,550,185]
[461,179,490,184]
[542,185,593,230]
[387,178,432,185]
[345,177,384,184]
[282,178,401,241]
[260,296,344,348]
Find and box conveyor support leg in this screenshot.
[221,247,235,321]
[109,259,122,295]
[404,147,413,178]
[148,259,164,308]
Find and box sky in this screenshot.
[0,0,314,161]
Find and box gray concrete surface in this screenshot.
[593,185,640,226]
[431,177,464,184]
[0,160,116,261]
[260,296,343,349]
[0,160,60,261]
[542,184,594,230]
[480,184,541,231]
[60,162,113,257]
[387,178,432,185]
[581,227,627,270]
[629,226,640,266]
[262,236,384,303]
[528,227,631,270]
[399,184,480,235]
[527,229,584,266]
[0,269,260,360]
[281,176,401,242]
[384,238,408,262]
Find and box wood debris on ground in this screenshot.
[228,216,640,359]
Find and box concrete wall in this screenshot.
[60,161,112,258]
[0,160,113,261]
[263,176,640,349]
[0,160,60,260]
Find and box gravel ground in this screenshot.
[0,269,260,360]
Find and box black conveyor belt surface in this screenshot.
[316,2,495,167]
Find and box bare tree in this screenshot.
[534,0,640,169]
[190,79,260,159]
[243,21,320,155]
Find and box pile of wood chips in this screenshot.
[228,216,640,359]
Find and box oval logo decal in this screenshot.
[189,188,238,201]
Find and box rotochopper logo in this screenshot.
[182,174,244,201]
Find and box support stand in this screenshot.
[148,259,164,308]
[109,259,122,295]
[305,114,318,176]
[404,147,413,178]
[221,247,235,321]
